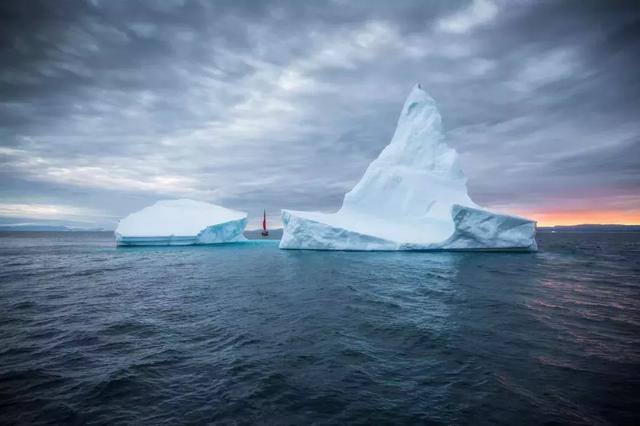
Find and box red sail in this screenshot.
[262,210,267,231]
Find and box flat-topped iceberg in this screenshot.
[115,199,247,246]
[280,84,537,251]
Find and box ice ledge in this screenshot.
[279,206,537,252]
[279,210,397,251]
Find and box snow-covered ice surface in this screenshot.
[280,84,537,251]
[116,199,247,246]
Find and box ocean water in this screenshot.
[0,232,638,425]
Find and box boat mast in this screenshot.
[261,210,269,236]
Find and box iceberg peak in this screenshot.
[340,83,473,230]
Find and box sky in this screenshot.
[1,0,639,229]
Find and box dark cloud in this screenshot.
[0,0,639,228]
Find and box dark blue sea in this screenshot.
[1,232,639,425]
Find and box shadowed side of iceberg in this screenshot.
[196,218,248,244]
[445,205,537,251]
[402,205,537,252]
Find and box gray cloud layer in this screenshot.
[1,0,639,228]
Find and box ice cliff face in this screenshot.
[115,199,247,246]
[280,84,537,251]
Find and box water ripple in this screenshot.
[0,231,638,424]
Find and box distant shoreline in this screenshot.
[1,225,639,234]
[0,227,288,238]
[537,224,640,232]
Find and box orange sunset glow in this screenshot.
[515,210,640,227]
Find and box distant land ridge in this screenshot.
[538,224,640,232]
[0,224,106,232]
[1,225,638,235]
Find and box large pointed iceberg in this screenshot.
[280,84,537,251]
[115,199,247,246]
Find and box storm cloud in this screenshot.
[1,0,639,228]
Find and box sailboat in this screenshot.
[261,210,269,237]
